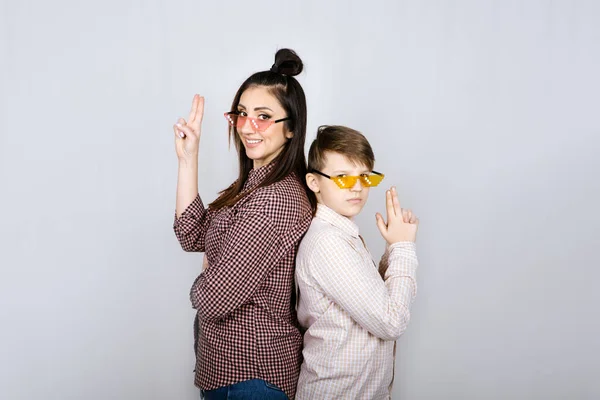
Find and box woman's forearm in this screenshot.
[176,157,199,218]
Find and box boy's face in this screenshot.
[307,152,371,219]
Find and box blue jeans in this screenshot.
[200,379,288,400]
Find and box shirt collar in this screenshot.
[245,161,276,189]
[315,203,360,238]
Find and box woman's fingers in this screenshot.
[188,95,199,125]
[189,96,205,132]
[176,121,197,139]
[173,118,187,137]
[173,124,184,139]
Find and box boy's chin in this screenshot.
[339,205,365,219]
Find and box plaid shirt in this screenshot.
[173,163,312,399]
[295,204,418,399]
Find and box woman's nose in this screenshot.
[238,118,254,134]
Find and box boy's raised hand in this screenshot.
[376,186,419,245]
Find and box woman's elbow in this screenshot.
[180,242,199,252]
[175,235,202,252]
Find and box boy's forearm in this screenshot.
[384,242,418,299]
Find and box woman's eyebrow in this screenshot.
[237,104,274,112]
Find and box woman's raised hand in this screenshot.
[174,94,204,161]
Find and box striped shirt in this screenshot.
[295,203,418,399]
[174,162,312,399]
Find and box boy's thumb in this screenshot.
[375,213,387,235]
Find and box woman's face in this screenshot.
[236,86,293,169]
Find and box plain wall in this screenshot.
[1,1,598,399]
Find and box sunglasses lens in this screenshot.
[224,113,239,127]
[361,173,384,187]
[253,119,272,132]
[224,113,273,132]
[333,176,358,189]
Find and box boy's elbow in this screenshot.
[376,313,411,341]
[382,324,408,341]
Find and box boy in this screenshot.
[295,125,419,399]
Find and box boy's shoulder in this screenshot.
[298,215,353,257]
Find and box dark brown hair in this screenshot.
[308,125,375,172]
[209,49,314,210]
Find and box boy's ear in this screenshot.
[305,173,320,193]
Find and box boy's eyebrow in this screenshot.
[331,169,371,175]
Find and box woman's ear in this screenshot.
[306,173,320,193]
[286,131,294,139]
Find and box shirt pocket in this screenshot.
[205,206,234,256]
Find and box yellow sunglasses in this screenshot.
[311,170,385,189]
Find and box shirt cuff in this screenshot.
[387,241,418,277]
[174,194,205,227]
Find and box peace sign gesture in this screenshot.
[376,186,419,244]
[173,94,204,161]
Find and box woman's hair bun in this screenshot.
[270,48,303,76]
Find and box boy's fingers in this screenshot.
[401,209,409,223]
[392,187,402,217]
[375,213,387,235]
[386,190,395,219]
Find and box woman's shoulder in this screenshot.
[241,174,311,218]
[266,173,309,200]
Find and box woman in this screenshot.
[173,49,313,400]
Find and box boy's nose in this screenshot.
[350,179,363,192]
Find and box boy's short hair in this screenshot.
[308,125,375,172]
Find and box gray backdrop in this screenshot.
[1,1,598,399]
